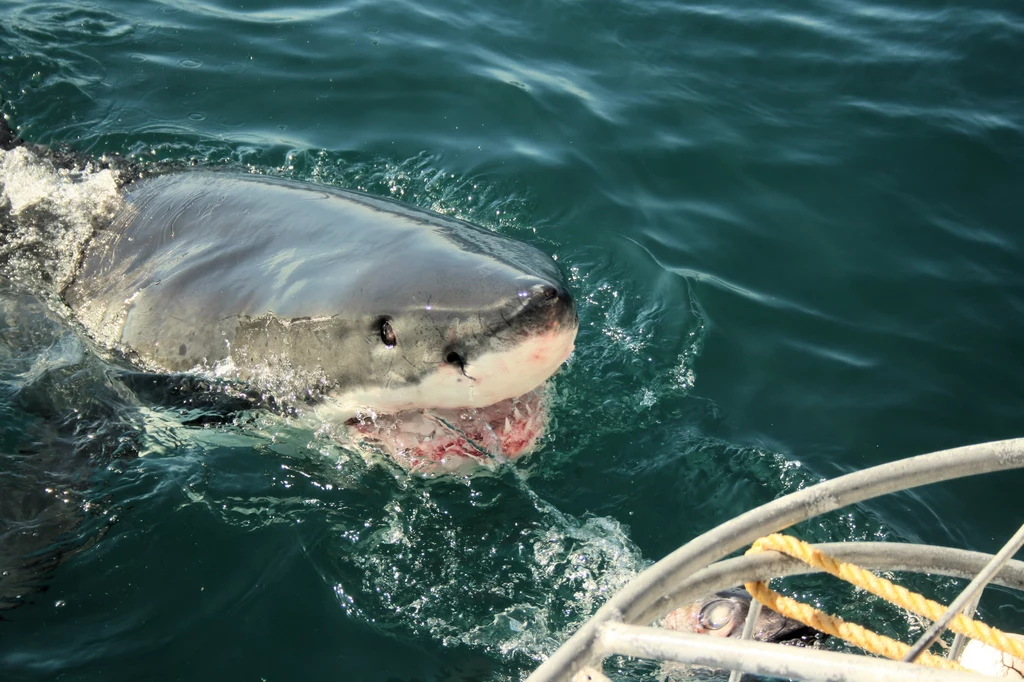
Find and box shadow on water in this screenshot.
[0,275,260,616]
[0,280,127,612]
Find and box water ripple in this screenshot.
[4,0,1024,677]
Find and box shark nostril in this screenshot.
[524,283,560,303]
[516,282,577,327]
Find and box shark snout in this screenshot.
[518,281,577,329]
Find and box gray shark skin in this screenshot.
[63,172,578,420]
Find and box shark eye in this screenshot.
[445,351,464,366]
[379,319,397,347]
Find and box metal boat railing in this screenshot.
[527,438,1024,682]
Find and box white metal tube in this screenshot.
[596,623,994,682]
[947,594,982,663]
[727,591,764,682]
[904,521,1024,663]
[635,541,1024,626]
[527,439,1024,682]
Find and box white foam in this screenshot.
[0,146,122,293]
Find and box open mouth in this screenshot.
[346,386,550,472]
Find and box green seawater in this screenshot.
[2,0,1024,680]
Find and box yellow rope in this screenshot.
[744,580,963,670]
[745,534,1024,669]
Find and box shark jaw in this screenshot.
[347,387,551,473]
[321,326,576,473]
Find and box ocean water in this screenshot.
[2,0,1024,680]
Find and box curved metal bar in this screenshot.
[596,545,1024,681]
[527,439,1024,682]
[634,542,1024,627]
[596,624,993,682]
[904,522,1024,663]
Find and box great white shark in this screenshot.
[1,120,578,472]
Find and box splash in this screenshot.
[0,146,121,296]
[318,476,649,669]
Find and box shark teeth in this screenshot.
[345,386,550,472]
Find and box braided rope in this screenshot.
[744,580,963,670]
[744,534,1024,669]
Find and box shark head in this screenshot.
[299,204,580,471]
